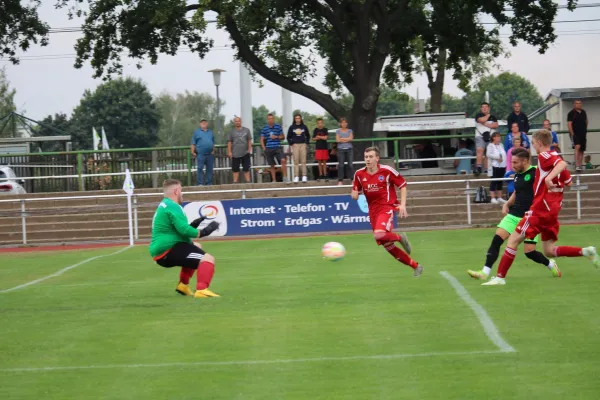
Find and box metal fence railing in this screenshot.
[0,173,598,245]
[0,130,597,192]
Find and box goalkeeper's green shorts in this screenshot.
[497,214,539,244]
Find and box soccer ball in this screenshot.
[322,242,346,261]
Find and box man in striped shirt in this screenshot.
[260,113,289,183]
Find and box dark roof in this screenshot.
[546,87,600,101]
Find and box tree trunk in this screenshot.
[349,100,378,162]
[429,80,444,113]
[427,47,447,113]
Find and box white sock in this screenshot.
[483,266,492,276]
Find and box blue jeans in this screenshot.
[197,154,214,185]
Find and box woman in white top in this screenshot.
[486,132,508,204]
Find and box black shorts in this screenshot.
[264,148,282,166]
[232,153,251,172]
[155,242,205,269]
[573,134,587,152]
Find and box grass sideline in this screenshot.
[1,225,600,399]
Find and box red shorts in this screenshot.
[315,149,329,161]
[370,208,395,244]
[515,212,560,242]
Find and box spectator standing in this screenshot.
[191,119,215,186]
[505,136,522,173]
[504,122,531,151]
[260,114,289,183]
[336,118,354,185]
[312,118,330,181]
[227,117,253,183]
[486,132,507,204]
[287,113,311,183]
[506,101,530,134]
[542,119,561,153]
[474,102,499,176]
[454,140,474,174]
[567,99,589,172]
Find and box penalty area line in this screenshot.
[1,350,507,373]
[439,271,516,353]
[0,246,133,294]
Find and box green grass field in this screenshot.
[1,225,600,399]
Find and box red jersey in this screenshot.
[353,164,407,211]
[530,151,572,216]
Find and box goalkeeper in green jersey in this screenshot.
[150,179,221,298]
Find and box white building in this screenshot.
[545,87,600,164]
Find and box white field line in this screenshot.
[0,350,506,373]
[439,271,516,353]
[0,247,133,294]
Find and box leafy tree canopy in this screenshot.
[45,0,571,139]
[155,91,225,147]
[461,72,544,123]
[70,77,160,150]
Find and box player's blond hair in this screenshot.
[364,146,380,157]
[163,179,181,193]
[532,129,552,146]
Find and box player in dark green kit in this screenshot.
[150,179,221,298]
[468,147,561,280]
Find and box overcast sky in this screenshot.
[2,2,600,123]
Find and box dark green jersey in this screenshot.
[509,166,536,218]
[149,198,199,257]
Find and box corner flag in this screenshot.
[123,168,135,195]
[123,168,135,246]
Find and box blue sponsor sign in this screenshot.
[182,195,397,237]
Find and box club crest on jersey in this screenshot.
[378,175,384,182]
[525,174,531,181]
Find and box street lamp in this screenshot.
[208,68,226,142]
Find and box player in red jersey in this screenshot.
[351,147,424,276]
[484,130,599,285]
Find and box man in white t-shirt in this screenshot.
[474,102,499,176]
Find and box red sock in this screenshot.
[497,247,517,278]
[179,268,195,285]
[383,243,418,269]
[374,232,401,243]
[554,246,582,257]
[196,261,215,290]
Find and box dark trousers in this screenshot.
[337,149,354,181]
[490,167,506,192]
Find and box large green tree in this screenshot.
[461,72,544,123]
[155,91,225,147]
[70,77,160,150]
[0,0,49,64]
[2,1,572,143]
[0,68,17,137]
[32,113,74,152]
[415,0,506,113]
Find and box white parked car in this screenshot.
[0,166,26,195]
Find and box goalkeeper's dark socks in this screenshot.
[196,261,215,290]
[525,250,550,266]
[383,243,418,269]
[497,247,517,278]
[554,246,583,257]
